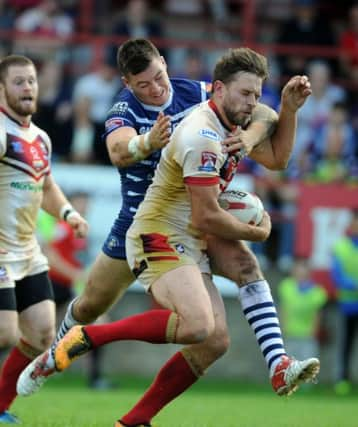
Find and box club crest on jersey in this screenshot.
[198,128,219,141]
[105,118,124,132]
[175,243,185,254]
[106,236,119,249]
[199,151,217,172]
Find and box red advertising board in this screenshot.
[295,183,358,296]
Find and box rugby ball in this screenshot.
[218,189,264,225]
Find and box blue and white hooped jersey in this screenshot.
[104,78,210,220]
[102,78,210,259]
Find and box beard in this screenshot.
[222,101,250,128]
[4,88,37,117]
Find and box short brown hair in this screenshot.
[117,38,161,77]
[0,55,35,83]
[213,47,269,85]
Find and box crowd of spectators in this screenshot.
[1,0,358,270]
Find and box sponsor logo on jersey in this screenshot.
[10,181,43,192]
[198,151,217,172]
[108,102,128,115]
[198,128,219,141]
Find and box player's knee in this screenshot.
[234,253,263,284]
[0,324,18,347]
[180,312,215,344]
[0,333,17,348]
[207,330,230,359]
[32,326,55,350]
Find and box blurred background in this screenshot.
[2,0,358,393]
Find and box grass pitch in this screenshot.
[12,374,357,427]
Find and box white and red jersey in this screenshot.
[0,107,51,259]
[129,100,231,252]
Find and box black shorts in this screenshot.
[52,281,75,307]
[0,271,54,313]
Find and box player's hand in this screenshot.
[66,212,89,238]
[281,75,312,113]
[221,127,257,160]
[0,248,8,254]
[148,112,171,151]
[255,211,272,241]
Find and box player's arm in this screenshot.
[187,183,271,242]
[221,103,278,160]
[41,174,88,238]
[222,75,311,169]
[246,75,311,170]
[106,112,171,167]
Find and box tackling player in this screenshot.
[18,39,317,413]
[0,55,88,424]
[21,47,319,427]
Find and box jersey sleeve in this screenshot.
[103,98,136,137]
[174,126,222,186]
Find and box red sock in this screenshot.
[85,309,175,347]
[0,345,32,412]
[121,351,198,425]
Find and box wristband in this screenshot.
[59,204,75,222]
[128,132,151,161]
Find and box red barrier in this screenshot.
[295,183,358,296]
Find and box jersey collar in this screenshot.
[0,106,30,128]
[208,99,235,132]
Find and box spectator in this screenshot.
[34,59,74,161]
[331,209,358,395]
[0,0,16,55]
[308,102,358,183]
[278,257,328,360]
[15,0,74,37]
[339,3,358,83]
[112,0,163,39]
[288,60,346,179]
[110,0,166,61]
[70,55,121,164]
[173,48,211,82]
[14,0,75,61]
[277,0,336,78]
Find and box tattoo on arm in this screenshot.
[251,103,278,143]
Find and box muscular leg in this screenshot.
[0,299,55,413]
[120,274,230,426]
[55,252,134,344]
[207,236,286,375]
[17,263,219,397]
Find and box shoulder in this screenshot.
[171,78,209,102]
[0,112,6,157]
